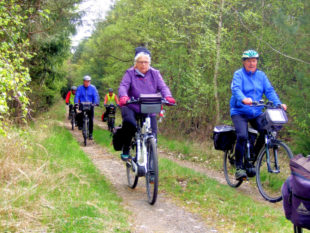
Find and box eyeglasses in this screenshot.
[137,61,149,64]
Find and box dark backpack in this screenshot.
[112,126,124,151]
[282,154,310,230]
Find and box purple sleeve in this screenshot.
[156,70,172,97]
[118,70,131,97]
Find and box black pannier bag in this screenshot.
[112,126,124,151]
[213,125,236,151]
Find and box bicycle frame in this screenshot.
[132,114,154,177]
[264,131,281,173]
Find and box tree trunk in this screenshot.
[213,0,224,124]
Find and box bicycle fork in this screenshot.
[265,135,280,174]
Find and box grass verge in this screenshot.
[0,102,130,232]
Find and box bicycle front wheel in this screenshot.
[223,150,243,188]
[83,117,88,146]
[256,141,293,202]
[126,140,138,188]
[146,137,158,205]
[71,113,75,130]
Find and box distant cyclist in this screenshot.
[74,75,100,140]
[118,47,175,161]
[103,88,119,121]
[65,86,77,118]
[230,49,287,180]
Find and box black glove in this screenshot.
[66,103,69,105]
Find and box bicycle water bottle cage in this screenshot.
[139,93,162,114]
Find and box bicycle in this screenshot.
[125,94,175,205]
[104,104,117,133]
[217,101,293,202]
[79,102,95,146]
[68,104,76,130]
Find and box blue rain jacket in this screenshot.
[74,84,99,105]
[230,67,282,119]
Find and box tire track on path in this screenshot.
[65,119,216,233]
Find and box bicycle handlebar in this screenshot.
[126,97,176,106]
[251,100,284,110]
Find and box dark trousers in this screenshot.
[231,114,265,169]
[121,106,157,154]
[76,108,94,135]
[68,104,76,114]
[104,106,110,119]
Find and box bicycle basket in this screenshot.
[139,93,162,114]
[263,108,288,129]
[213,125,236,151]
[79,102,92,111]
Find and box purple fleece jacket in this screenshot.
[118,67,172,113]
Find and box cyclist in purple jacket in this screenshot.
[118,47,175,161]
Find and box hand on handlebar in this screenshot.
[242,98,253,105]
[119,96,130,107]
[165,96,176,105]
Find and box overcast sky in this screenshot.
[71,0,115,48]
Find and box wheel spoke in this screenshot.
[256,141,293,202]
[224,150,243,188]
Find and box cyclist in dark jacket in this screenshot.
[230,50,287,180]
[74,75,99,140]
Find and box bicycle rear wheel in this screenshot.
[223,150,243,188]
[256,141,293,202]
[146,137,158,205]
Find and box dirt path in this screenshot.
[65,120,216,233]
[94,118,281,208]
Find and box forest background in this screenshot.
[1,0,310,153]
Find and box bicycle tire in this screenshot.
[71,113,75,130]
[126,140,138,188]
[83,116,88,146]
[256,140,293,202]
[223,150,243,188]
[145,137,158,205]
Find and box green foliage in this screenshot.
[71,0,309,151]
[0,1,32,133]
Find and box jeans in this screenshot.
[121,106,157,154]
[231,114,266,169]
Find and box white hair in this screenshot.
[134,52,151,65]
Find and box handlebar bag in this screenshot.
[263,108,288,130]
[282,154,310,230]
[213,125,236,151]
[139,93,162,114]
[79,102,92,111]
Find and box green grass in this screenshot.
[0,102,130,232]
[159,157,293,232]
[91,126,299,233]
[157,134,223,171]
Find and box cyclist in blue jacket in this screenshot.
[230,50,287,180]
[74,75,99,140]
